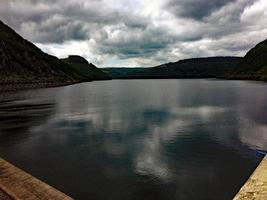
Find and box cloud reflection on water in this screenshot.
[0,80,267,199]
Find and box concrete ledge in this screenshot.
[0,158,73,200]
[234,156,267,200]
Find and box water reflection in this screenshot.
[0,80,266,200]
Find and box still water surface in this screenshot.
[0,80,266,200]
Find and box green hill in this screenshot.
[61,55,110,81]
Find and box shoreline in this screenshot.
[0,77,266,92]
[0,81,83,92]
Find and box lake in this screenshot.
[0,79,266,200]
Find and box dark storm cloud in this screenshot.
[166,0,237,19]
[0,0,130,43]
[95,28,176,59]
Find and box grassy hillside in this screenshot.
[61,56,110,80]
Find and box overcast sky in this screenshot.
[0,0,266,67]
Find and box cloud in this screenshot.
[241,0,267,24]
[0,0,266,67]
[165,0,237,19]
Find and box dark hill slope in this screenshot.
[61,56,110,80]
[229,39,267,80]
[0,20,85,84]
[123,57,242,79]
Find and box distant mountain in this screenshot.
[61,55,110,80]
[108,57,243,79]
[105,40,267,80]
[103,67,145,78]
[229,39,267,80]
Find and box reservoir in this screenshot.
[0,79,266,200]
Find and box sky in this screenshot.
[0,0,267,67]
